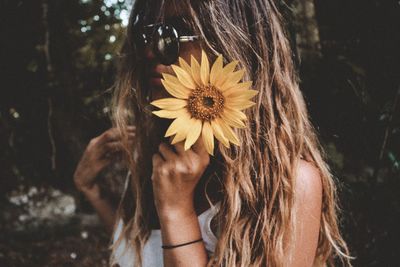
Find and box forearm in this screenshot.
[159,209,208,267]
[80,185,116,233]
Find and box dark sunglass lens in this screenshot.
[133,32,146,51]
[153,24,179,65]
[132,26,146,53]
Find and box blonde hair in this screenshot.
[109,0,352,266]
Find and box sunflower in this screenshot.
[150,50,258,155]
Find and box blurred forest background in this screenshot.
[0,0,399,266]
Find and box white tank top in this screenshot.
[111,201,221,267]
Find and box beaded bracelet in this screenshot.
[161,238,204,249]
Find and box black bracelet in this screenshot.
[161,238,204,249]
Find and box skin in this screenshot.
[74,4,323,267]
[144,6,210,264]
[289,160,323,267]
[73,126,135,233]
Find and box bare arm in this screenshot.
[152,141,210,267]
[73,126,135,233]
[77,184,117,233]
[285,160,323,267]
[159,209,208,267]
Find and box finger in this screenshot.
[99,127,135,144]
[98,128,121,144]
[104,150,122,161]
[191,138,210,168]
[192,136,208,156]
[100,151,114,161]
[152,153,164,170]
[173,141,188,155]
[158,143,177,161]
[98,156,112,167]
[121,128,136,140]
[100,141,124,156]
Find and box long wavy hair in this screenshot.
[109,0,351,266]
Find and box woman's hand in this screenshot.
[73,126,135,195]
[151,140,210,220]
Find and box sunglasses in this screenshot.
[133,17,199,65]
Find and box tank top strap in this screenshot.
[198,200,221,250]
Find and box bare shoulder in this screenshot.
[294,159,323,205]
[285,160,324,264]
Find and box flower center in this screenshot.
[188,85,225,121]
[202,96,214,108]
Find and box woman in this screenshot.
[74,0,352,266]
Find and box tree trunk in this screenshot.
[291,0,322,62]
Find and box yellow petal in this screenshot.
[190,55,202,87]
[162,73,181,83]
[222,60,239,75]
[216,118,240,146]
[223,81,253,96]
[184,119,202,150]
[178,57,192,76]
[210,54,223,86]
[201,121,214,155]
[220,69,245,91]
[200,50,210,86]
[161,78,190,99]
[225,89,258,100]
[152,109,186,119]
[165,111,190,137]
[171,128,188,144]
[214,60,239,88]
[171,64,196,89]
[150,98,187,110]
[210,120,229,148]
[226,100,256,110]
[221,110,246,128]
[224,107,247,120]
[165,119,182,137]
[171,121,191,143]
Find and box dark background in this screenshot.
[0,0,399,266]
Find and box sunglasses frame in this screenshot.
[134,22,200,65]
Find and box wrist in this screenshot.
[78,183,101,200]
[157,204,196,223]
[74,174,95,193]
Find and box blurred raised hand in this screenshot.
[73,126,135,195]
